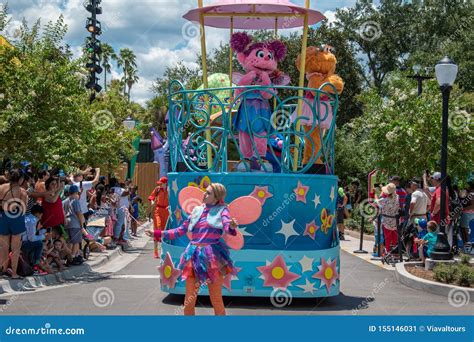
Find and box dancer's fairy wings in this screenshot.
[178,187,262,224]
[232,72,245,85]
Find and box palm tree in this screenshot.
[100,43,115,91]
[116,48,137,98]
[125,66,139,102]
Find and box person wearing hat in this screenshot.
[62,185,85,265]
[376,183,400,254]
[428,172,450,225]
[148,177,169,258]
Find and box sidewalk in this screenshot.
[341,229,394,271]
[0,221,152,295]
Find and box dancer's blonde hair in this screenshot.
[209,183,227,204]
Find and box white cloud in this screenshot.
[4,0,357,106]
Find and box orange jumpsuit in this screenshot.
[148,187,169,232]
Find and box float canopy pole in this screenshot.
[198,0,213,169]
[293,0,310,171]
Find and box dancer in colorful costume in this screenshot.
[148,177,169,258]
[230,32,289,170]
[146,183,262,315]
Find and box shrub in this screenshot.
[455,264,474,287]
[433,264,458,284]
[459,253,472,266]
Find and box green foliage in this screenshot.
[456,264,474,287]
[433,263,458,284]
[459,253,472,266]
[0,15,137,172]
[336,72,473,181]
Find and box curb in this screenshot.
[345,229,375,242]
[395,261,474,301]
[0,221,152,295]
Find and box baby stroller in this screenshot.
[381,217,419,266]
[82,210,107,260]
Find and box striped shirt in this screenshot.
[396,187,408,213]
[163,205,235,244]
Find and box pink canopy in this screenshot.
[183,0,326,29]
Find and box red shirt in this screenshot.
[430,186,450,224]
[41,197,65,227]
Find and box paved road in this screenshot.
[0,239,471,315]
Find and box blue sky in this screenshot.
[2,0,359,105]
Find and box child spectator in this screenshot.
[46,240,65,272]
[130,196,142,237]
[51,226,73,265]
[62,185,85,265]
[21,204,48,275]
[415,221,438,265]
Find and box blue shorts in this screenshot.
[67,228,82,244]
[0,212,26,236]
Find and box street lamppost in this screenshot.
[123,116,136,180]
[430,56,458,261]
[406,64,433,96]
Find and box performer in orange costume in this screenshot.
[148,177,169,258]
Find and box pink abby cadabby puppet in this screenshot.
[230,32,289,169]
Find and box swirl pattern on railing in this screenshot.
[167,81,339,175]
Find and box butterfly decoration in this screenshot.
[188,175,212,192]
[177,186,263,250]
[320,208,335,235]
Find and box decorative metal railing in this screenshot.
[167,80,339,175]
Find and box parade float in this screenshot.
[160,0,342,298]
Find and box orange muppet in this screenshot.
[293,45,344,172]
[148,176,169,258]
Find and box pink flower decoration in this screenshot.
[158,252,181,289]
[223,267,242,292]
[312,257,339,294]
[250,186,273,206]
[304,220,320,240]
[257,255,300,290]
[293,181,310,204]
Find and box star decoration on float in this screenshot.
[223,267,242,291]
[329,186,336,203]
[297,279,317,294]
[304,220,320,240]
[157,252,181,289]
[312,257,339,294]
[312,194,321,209]
[174,207,182,223]
[172,179,179,195]
[250,186,273,206]
[240,227,254,237]
[293,181,310,204]
[298,255,315,273]
[276,219,299,244]
[257,255,300,290]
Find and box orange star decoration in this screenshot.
[304,220,320,240]
[293,181,310,203]
[257,255,301,290]
[312,257,339,294]
[250,186,273,206]
[158,252,181,289]
[174,207,182,223]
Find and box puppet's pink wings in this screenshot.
[270,71,291,86]
[232,72,246,86]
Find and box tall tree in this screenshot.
[116,48,137,97]
[100,43,115,91]
[125,65,139,102]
